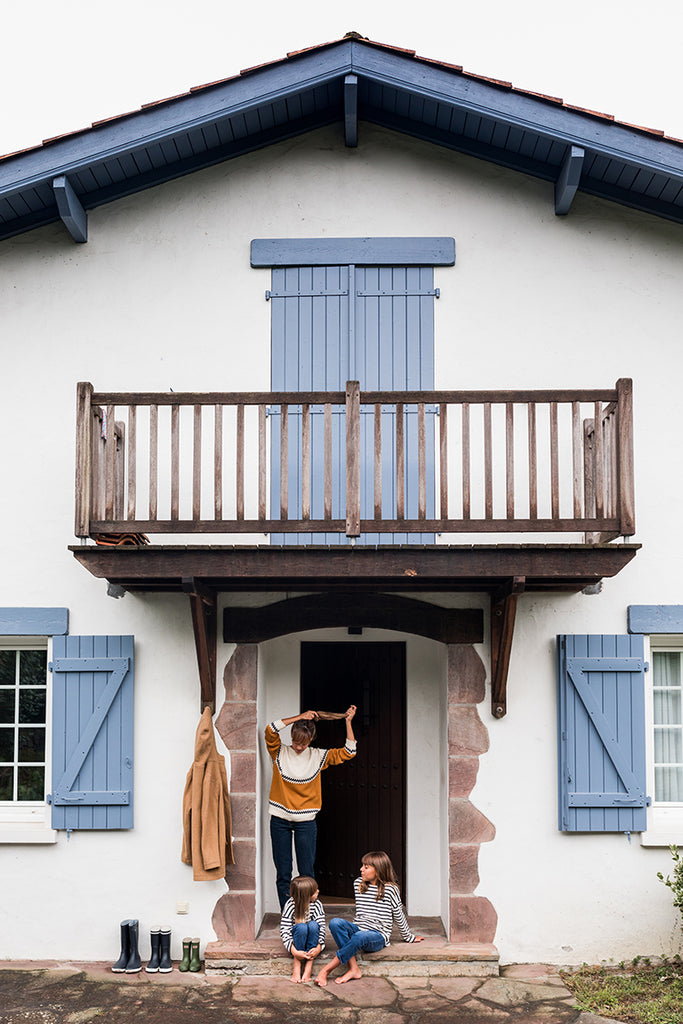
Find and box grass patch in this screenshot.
[561,958,683,1024]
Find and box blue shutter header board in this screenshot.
[628,605,683,633]
[251,237,455,267]
[557,634,647,833]
[50,635,134,830]
[0,608,68,635]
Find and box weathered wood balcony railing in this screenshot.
[75,379,635,541]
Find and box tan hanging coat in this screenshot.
[181,707,234,880]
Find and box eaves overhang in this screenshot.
[1,36,682,242]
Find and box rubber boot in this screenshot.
[146,928,161,973]
[112,920,131,973]
[189,937,201,972]
[178,937,192,972]
[125,919,142,973]
[158,928,172,973]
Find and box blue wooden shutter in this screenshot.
[50,635,134,830]
[270,264,436,544]
[557,634,647,832]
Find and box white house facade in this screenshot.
[1,35,683,968]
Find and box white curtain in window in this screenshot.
[653,652,683,802]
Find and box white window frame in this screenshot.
[641,635,683,847]
[0,636,56,844]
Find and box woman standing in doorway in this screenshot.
[265,707,357,909]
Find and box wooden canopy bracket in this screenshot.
[183,577,217,713]
[490,576,525,719]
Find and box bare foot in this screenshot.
[335,965,362,984]
[302,963,313,982]
[290,963,302,983]
[315,970,329,988]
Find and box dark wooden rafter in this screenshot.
[223,593,483,644]
[490,576,526,718]
[555,146,585,216]
[53,175,87,242]
[344,74,358,147]
[182,577,217,712]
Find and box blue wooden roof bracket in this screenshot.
[53,175,87,242]
[344,74,358,147]
[555,146,585,215]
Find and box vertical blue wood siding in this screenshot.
[557,634,647,833]
[50,635,134,830]
[270,264,436,544]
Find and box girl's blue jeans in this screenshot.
[329,917,385,965]
[292,922,319,952]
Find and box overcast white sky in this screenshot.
[2,0,682,157]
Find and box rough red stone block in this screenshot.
[448,645,486,705]
[225,839,256,891]
[229,793,256,839]
[229,751,256,793]
[212,891,255,942]
[449,756,479,797]
[449,895,497,943]
[449,844,480,893]
[222,643,258,701]
[215,700,257,750]
[449,799,495,845]
[448,705,490,756]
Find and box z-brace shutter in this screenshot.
[269,265,436,544]
[557,634,648,832]
[50,635,134,830]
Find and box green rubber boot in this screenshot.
[178,937,192,972]
[189,937,201,973]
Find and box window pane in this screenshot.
[0,651,15,685]
[0,765,13,800]
[654,690,682,725]
[655,766,683,802]
[17,766,44,801]
[18,689,46,725]
[0,727,14,762]
[19,651,46,686]
[653,652,681,687]
[0,690,15,724]
[655,728,683,764]
[18,728,45,763]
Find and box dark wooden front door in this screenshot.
[300,641,406,898]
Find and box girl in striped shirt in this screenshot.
[315,851,424,986]
[280,875,325,983]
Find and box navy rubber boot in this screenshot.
[146,928,161,973]
[159,929,172,973]
[112,920,131,973]
[125,919,142,973]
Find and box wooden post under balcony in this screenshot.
[75,382,94,537]
[616,377,635,536]
[346,380,361,536]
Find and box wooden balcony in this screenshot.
[75,378,635,543]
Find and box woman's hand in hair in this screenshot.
[300,710,318,721]
[345,705,357,721]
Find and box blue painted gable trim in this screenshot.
[251,237,456,267]
[628,605,683,634]
[0,608,69,636]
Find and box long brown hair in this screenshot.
[358,851,398,901]
[290,875,318,922]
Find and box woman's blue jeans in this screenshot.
[329,917,385,965]
[292,922,319,952]
[270,815,317,910]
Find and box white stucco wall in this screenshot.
[2,122,683,964]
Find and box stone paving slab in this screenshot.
[0,961,623,1024]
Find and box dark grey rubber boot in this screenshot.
[146,928,161,973]
[112,920,131,973]
[158,929,172,973]
[125,919,142,973]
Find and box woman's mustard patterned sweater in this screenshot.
[265,720,356,822]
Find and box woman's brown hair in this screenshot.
[291,719,316,744]
[290,875,319,921]
[358,851,398,900]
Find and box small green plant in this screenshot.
[658,845,683,926]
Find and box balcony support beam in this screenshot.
[183,577,217,712]
[490,576,525,718]
[555,146,584,215]
[53,175,88,242]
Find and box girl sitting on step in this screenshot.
[315,851,424,986]
[280,875,326,983]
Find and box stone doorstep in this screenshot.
[204,939,499,978]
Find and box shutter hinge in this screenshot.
[623,831,632,844]
[646,795,652,806]
[644,661,650,672]
[46,793,52,804]
[48,662,53,672]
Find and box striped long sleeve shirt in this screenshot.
[279,897,326,953]
[352,877,417,946]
